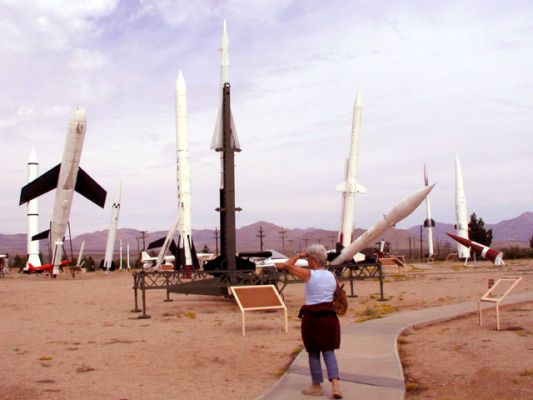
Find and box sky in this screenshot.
[1,0,532,237]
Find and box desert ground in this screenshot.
[0,259,532,400]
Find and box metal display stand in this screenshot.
[478,277,522,330]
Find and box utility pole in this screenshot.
[278,226,287,253]
[214,227,219,257]
[140,231,146,251]
[419,225,423,262]
[303,238,309,248]
[287,239,294,253]
[257,225,266,252]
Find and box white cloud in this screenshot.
[68,49,107,70]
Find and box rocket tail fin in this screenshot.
[147,237,166,250]
[75,167,107,208]
[168,240,179,259]
[188,236,200,270]
[32,229,50,241]
[210,108,241,150]
[19,163,61,205]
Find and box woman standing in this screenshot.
[277,244,343,398]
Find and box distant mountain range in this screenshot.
[1,212,531,257]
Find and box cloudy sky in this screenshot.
[1,0,532,237]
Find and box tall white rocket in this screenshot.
[423,164,434,258]
[26,147,41,267]
[103,183,121,271]
[337,92,366,248]
[454,154,470,259]
[176,70,193,266]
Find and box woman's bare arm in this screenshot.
[276,253,311,282]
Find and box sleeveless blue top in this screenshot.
[304,269,336,305]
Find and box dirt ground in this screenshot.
[0,259,532,400]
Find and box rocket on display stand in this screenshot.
[446,232,504,265]
[337,92,366,249]
[454,154,470,260]
[19,108,107,276]
[423,164,435,259]
[25,147,41,269]
[102,183,121,271]
[331,184,435,266]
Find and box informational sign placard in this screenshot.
[230,285,288,336]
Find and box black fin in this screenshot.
[32,229,50,241]
[147,237,166,250]
[19,164,61,205]
[75,167,107,208]
[188,236,200,270]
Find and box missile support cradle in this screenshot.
[130,261,385,319]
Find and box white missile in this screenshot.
[423,164,435,258]
[331,184,435,266]
[454,154,470,259]
[19,108,107,276]
[175,70,194,267]
[103,183,121,271]
[26,147,41,268]
[76,240,85,267]
[210,19,240,151]
[337,92,366,247]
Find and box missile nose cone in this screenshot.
[176,70,187,92]
[28,146,38,163]
[73,107,86,121]
[355,91,362,107]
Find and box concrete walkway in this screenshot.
[257,291,533,400]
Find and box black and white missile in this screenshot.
[19,108,107,276]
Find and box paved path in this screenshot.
[258,291,533,400]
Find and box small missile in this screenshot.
[26,147,41,268]
[103,183,121,271]
[423,164,434,258]
[455,154,470,259]
[446,232,504,265]
[331,184,435,265]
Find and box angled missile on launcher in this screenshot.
[446,232,504,265]
[331,185,435,266]
[19,108,107,276]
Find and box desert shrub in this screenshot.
[501,246,533,260]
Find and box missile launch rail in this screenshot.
[131,262,384,319]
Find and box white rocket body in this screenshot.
[103,184,121,271]
[211,20,240,152]
[26,148,41,268]
[332,185,434,265]
[454,154,470,259]
[176,71,193,266]
[337,92,366,247]
[49,109,88,274]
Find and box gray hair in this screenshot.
[306,244,328,265]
